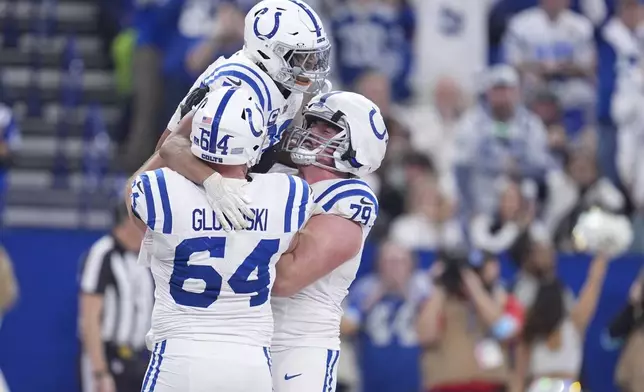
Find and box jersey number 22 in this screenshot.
[170,237,280,308]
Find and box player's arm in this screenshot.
[158,112,217,186]
[273,214,363,297]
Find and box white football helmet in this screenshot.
[243,0,331,94]
[190,87,266,167]
[283,91,389,177]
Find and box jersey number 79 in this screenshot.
[170,237,280,308]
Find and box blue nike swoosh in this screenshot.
[284,373,302,381]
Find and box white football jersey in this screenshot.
[130,168,313,348]
[504,7,595,108]
[166,50,304,151]
[272,178,378,351]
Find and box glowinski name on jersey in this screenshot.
[129,168,313,348]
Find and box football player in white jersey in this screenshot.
[270,91,388,392]
[129,0,331,231]
[127,87,314,392]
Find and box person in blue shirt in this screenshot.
[341,241,431,392]
[0,103,20,227]
[120,0,183,174]
[596,0,644,186]
[331,0,414,102]
[162,0,254,121]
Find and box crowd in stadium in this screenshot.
[1,0,644,391]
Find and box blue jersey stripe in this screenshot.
[290,0,322,37]
[322,349,333,392]
[297,178,310,229]
[318,91,343,105]
[141,342,159,392]
[149,340,167,392]
[212,70,266,110]
[263,347,272,375]
[209,87,238,153]
[322,189,379,215]
[313,179,369,204]
[139,173,156,230]
[327,350,340,392]
[284,175,297,232]
[204,63,273,111]
[153,169,172,234]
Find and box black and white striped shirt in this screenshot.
[79,234,154,350]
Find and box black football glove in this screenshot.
[180,84,210,119]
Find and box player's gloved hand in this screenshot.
[203,172,255,231]
[180,84,210,119]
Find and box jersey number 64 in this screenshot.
[170,237,280,308]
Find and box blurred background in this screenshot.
[1,0,644,391]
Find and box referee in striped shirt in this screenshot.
[78,203,154,392]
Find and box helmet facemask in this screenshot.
[283,109,352,172]
[273,42,331,94]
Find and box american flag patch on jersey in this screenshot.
[201,116,213,125]
[231,147,244,155]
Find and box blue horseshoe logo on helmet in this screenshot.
[245,108,263,137]
[253,8,283,40]
[369,108,388,140]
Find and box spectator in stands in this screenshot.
[403,76,466,194]
[470,177,546,254]
[417,250,524,392]
[0,103,20,226]
[542,149,625,251]
[78,204,153,392]
[331,0,415,101]
[411,0,495,99]
[389,176,463,251]
[605,0,644,250]
[598,0,644,186]
[342,242,431,392]
[120,0,181,174]
[454,65,551,217]
[354,70,400,122]
[528,88,569,168]
[509,233,576,323]
[184,2,246,76]
[511,250,610,392]
[0,245,18,392]
[162,0,251,124]
[375,152,432,241]
[604,268,644,392]
[503,0,596,139]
